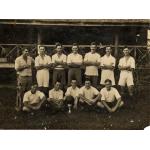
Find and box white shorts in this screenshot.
[118,71,134,86]
[100,70,115,85]
[36,69,49,87]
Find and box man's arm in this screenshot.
[79,94,92,105]
[101,101,113,112]
[92,93,101,103]
[101,65,115,70]
[111,98,122,112]
[73,97,78,109]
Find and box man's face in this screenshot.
[72,46,78,54]
[106,47,111,55]
[56,46,62,53]
[85,81,91,89]
[39,47,45,55]
[22,49,29,57]
[90,45,97,53]
[71,80,77,88]
[123,48,130,56]
[31,85,38,94]
[55,82,61,90]
[105,82,112,90]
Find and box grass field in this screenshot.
[0,86,149,130]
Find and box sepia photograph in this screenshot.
[0,19,149,130]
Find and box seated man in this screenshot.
[23,84,46,112]
[64,79,80,113]
[47,81,64,110]
[100,79,124,113]
[79,79,104,109]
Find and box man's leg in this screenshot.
[60,70,66,90]
[53,70,58,86]
[68,69,74,86]
[16,76,26,111]
[64,96,75,113]
[128,85,134,97]
[75,68,82,87]
[92,76,98,88]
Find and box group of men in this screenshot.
[14,42,135,113]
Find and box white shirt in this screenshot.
[67,53,83,64]
[23,90,45,104]
[52,53,67,69]
[65,86,80,98]
[100,87,121,102]
[84,52,101,76]
[35,54,51,70]
[101,54,116,67]
[79,86,99,99]
[15,55,34,76]
[49,89,64,100]
[118,56,135,72]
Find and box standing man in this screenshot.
[52,43,67,89]
[47,81,64,110]
[35,46,51,96]
[100,46,116,86]
[100,79,124,113]
[23,84,46,112]
[79,79,104,109]
[64,79,80,111]
[15,48,34,111]
[84,42,101,87]
[67,43,83,86]
[118,47,135,97]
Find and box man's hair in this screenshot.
[90,42,97,46]
[55,80,61,85]
[22,48,28,52]
[39,46,45,50]
[104,79,112,84]
[55,42,62,48]
[85,78,91,83]
[123,46,129,50]
[106,46,111,49]
[72,43,79,48]
[71,79,77,82]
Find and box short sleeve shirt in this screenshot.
[35,54,51,67]
[101,54,116,67]
[23,90,45,104]
[52,53,67,69]
[65,86,80,98]
[49,89,64,100]
[100,87,121,102]
[15,55,34,76]
[79,86,99,99]
[118,56,135,69]
[84,52,101,76]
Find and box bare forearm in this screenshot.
[102,101,112,112]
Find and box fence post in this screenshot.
[114,33,119,58]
